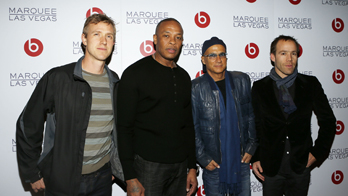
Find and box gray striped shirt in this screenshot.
[82,69,113,174]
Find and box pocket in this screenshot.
[304,167,311,173]
[199,101,215,120]
[201,126,215,135]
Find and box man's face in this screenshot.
[82,22,115,63]
[201,44,227,81]
[271,40,298,78]
[153,20,183,62]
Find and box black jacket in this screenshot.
[16,57,124,195]
[251,74,336,176]
[192,71,257,167]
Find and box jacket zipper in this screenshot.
[231,90,244,158]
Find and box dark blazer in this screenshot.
[251,73,336,177]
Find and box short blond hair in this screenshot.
[81,14,116,52]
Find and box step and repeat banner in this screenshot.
[1,0,347,195]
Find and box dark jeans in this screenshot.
[263,167,311,196]
[134,154,187,196]
[78,162,112,196]
[202,163,251,196]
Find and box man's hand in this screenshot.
[241,153,252,163]
[186,169,198,196]
[30,178,45,193]
[126,178,145,196]
[252,161,265,181]
[306,153,316,168]
[205,160,220,171]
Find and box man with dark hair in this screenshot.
[251,35,336,196]
[192,37,257,196]
[117,18,197,196]
[16,13,124,196]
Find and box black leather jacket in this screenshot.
[191,71,258,167]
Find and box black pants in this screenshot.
[262,167,311,196]
[134,154,187,196]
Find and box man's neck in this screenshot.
[153,53,176,68]
[82,56,106,74]
[208,71,225,82]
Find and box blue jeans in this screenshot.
[78,162,112,196]
[203,163,251,196]
[134,154,187,196]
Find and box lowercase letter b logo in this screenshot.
[195,12,210,28]
[24,38,43,57]
[336,120,344,135]
[332,18,344,33]
[332,69,345,84]
[298,44,303,57]
[140,40,155,56]
[332,170,344,185]
[289,0,301,5]
[197,185,205,196]
[245,43,259,59]
[86,7,103,18]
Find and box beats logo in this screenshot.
[289,0,301,5]
[332,170,344,185]
[332,69,345,84]
[86,7,103,18]
[24,38,43,57]
[245,43,259,59]
[140,40,155,56]
[195,70,204,78]
[332,18,344,33]
[336,120,344,135]
[246,0,257,2]
[298,44,303,57]
[197,185,205,196]
[195,12,210,28]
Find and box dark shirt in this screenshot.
[273,80,295,175]
[117,56,196,180]
[215,79,226,106]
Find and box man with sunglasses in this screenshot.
[191,37,257,196]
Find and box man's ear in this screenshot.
[201,56,206,65]
[153,34,157,45]
[270,53,276,63]
[81,33,87,46]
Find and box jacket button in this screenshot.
[82,92,85,97]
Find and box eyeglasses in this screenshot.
[203,53,227,60]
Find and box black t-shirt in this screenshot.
[216,79,226,106]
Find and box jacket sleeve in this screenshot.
[191,82,213,168]
[310,77,336,162]
[242,74,258,156]
[16,71,54,183]
[250,82,261,163]
[185,101,197,170]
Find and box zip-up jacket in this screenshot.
[191,71,258,167]
[16,56,124,196]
